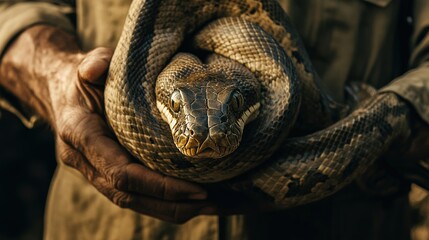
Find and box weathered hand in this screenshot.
[52,48,217,223]
[0,25,216,223]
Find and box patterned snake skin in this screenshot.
[105,0,411,206]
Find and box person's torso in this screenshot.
[67,1,411,239]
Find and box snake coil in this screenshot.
[105,0,410,206]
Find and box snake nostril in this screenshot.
[189,130,194,136]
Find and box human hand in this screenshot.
[51,47,218,223]
[0,25,216,223]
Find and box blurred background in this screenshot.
[0,111,55,240]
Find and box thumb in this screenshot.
[76,47,113,113]
[78,47,113,85]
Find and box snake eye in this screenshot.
[230,90,244,111]
[170,90,181,113]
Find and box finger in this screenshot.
[118,163,208,200]
[78,47,113,85]
[56,137,97,183]
[59,112,208,201]
[94,177,217,224]
[88,134,208,200]
[76,48,113,113]
[58,136,215,222]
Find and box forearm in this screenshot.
[0,25,82,127]
[0,24,212,222]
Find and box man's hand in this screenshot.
[54,48,217,223]
[0,25,215,223]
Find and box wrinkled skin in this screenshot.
[0,25,217,223]
[1,24,429,223]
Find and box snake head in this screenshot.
[156,53,261,159]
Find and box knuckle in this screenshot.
[108,164,128,191]
[58,145,96,182]
[58,117,78,142]
[58,115,93,150]
[59,147,76,167]
[111,191,131,209]
[84,169,96,183]
[57,122,73,144]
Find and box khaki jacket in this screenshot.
[0,0,428,239]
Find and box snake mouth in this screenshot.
[195,148,217,158]
[181,146,233,159]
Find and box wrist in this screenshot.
[0,24,83,126]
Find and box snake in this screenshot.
[104,0,411,207]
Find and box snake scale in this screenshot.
[105,0,411,206]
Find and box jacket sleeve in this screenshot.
[0,1,75,127]
[381,0,429,124]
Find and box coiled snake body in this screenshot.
[105,0,410,206]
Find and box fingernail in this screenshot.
[188,192,207,200]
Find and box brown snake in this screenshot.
[105,0,411,206]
